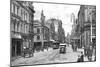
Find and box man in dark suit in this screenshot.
[77,52,84,62]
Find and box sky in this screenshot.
[33,2,80,36]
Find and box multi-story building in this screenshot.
[77,5,85,48]
[58,20,65,43]
[33,20,43,51]
[91,6,96,48]
[33,11,50,51]
[47,19,56,41]
[78,5,96,57]
[33,20,50,51]
[10,1,35,57]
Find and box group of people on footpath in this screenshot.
[76,46,96,62]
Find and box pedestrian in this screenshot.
[77,52,84,62]
[23,47,26,58]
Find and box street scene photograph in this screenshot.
[10,0,96,66]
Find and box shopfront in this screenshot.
[11,33,22,57]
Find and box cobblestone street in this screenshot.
[11,45,86,66]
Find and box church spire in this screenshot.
[40,10,45,25]
[41,10,44,17]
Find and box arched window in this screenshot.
[18,7,21,17]
[17,22,19,32]
[18,23,21,32]
[22,24,25,33]
[15,22,18,32]
[25,24,28,34]
[37,35,40,40]
[24,24,26,33]
[13,21,16,32]
[13,19,17,32]
[21,9,23,20]
[15,5,17,15]
[37,28,40,34]
[27,25,29,33]
[11,22,13,31]
[21,23,23,33]
[11,3,14,13]
[26,12,29,23]
[11,19,14,31]
[26,24,28,34]
[24,11,25,21]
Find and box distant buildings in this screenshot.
[66,33,71,44]
[70,14,80,51]
[32,12,66,51]
[58,20,65,43]
[33,10,66,51]
[10,1,35,57]
[47,19,56,41]
[47,18,65,43]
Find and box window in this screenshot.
[22,10,24,20]
[11,22,14,31]
[26,25,27,33]
[13,21,16,31]
[37,35,40,40]
[26,13,27,21]
[18,8,20,17]
[11,3,14,13]
[21,9,24,20]
[17,23,19,32]
[24,11,25,21]
[17,6,19,16]
[34,28,37,33]
[15,23,18,32]
[21,24,23,33]
[18,23,21,32]
[15,5,17,15]
[26,25,29,34]
[37,28,40,33]
[24,24,26,33]
[24,12,26,21]
[27,13,29,23]
[29,15,31,23]
[85,9,88,22]
[92,29,96,36]
[21,9,23,18]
